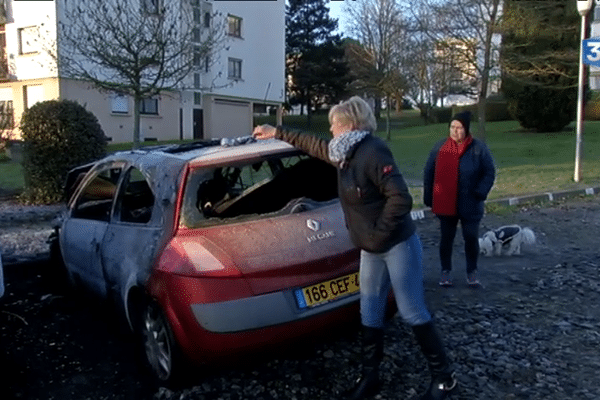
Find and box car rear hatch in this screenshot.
[178,200,358,296]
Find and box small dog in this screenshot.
[479,225,536,256]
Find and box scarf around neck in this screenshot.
[328,130,370,164]
[432,135,473,216]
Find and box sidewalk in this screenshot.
[409,184,600,221]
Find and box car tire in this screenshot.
[139,299,184,387]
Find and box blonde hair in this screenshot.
[328,96,377,132]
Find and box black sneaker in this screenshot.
[439,271,453,287]
[467,271,482,288]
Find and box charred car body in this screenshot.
[51,138,361,384]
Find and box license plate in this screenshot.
[294,272,359,309]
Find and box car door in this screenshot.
[101,166,162,299]
[61,163,124,298]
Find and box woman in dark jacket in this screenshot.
[254,97,457,400]
[423,111,495,287]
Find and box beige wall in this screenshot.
[1,78,182,144]
[0,77,60,140]
[202,94,252,140]
[59,79,181,144]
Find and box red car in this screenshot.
[51,137,360,384]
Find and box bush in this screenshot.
[451,98,512,122]
[505,84,576,132]
[20,100,107,204]
[585,100,600,121]
[420,105,452,124]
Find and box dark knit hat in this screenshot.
[451,111,471,135]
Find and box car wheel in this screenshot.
[140,299,181,385]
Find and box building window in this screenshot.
[140,98,158,115]
[0,100,14,129]
[194,92,202,105]
[111,95,129,114]
[205,56,210,73]
[24,85,43,109]
[204,12,211,28]
[193,8,201,24]
[193,46,202,67]
[192,27,201,43]
[18,26,38,55]
[141,0,160,15]
[228,58,242,80]
[194,73,201,89]
[227,15,242,38]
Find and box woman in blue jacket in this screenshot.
[254,97,457,400]
[423,111,495,287]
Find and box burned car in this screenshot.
[51,137,361,384]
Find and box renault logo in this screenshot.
[306,219,320,232]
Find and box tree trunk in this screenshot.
[133,94,141,149]
[386,95,391,141]
[477,0,501,142]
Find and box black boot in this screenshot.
[345,326,384,400]
[412,322,457,400]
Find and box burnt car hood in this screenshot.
[176,202,358,295]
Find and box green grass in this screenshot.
[385,119,600,202]
[2,112,599,206]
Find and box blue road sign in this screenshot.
[582,37,600,67]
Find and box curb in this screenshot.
[409,185,600,221]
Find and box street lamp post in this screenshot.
[575,0,594,182]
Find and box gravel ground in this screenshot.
[1,195,600,399]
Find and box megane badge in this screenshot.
[306,219,320,232]
[306,219,335,243]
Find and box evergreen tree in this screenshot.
[286,0,350,126]
[501,0,579,132]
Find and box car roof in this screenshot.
[109,137,298,167]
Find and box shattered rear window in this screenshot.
[179,152,338,228]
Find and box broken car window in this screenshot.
[179,153,338,228]
[72,166,123,222]
[116,167,155,224]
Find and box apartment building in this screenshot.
[0,0,285,143]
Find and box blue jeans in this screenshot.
[359,233,432,328]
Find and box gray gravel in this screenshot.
[1,197,600,399]
[0,200,64,264]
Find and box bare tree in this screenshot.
[343,0,409,140]
[407,0,502,139]
[50,0,227,148]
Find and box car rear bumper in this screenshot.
[191,289,359,333]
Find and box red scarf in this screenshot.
[432,135,473,216]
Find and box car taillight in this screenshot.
[157,238,241,277]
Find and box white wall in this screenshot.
[6,0,58,81]
[210,0,285,103]
[180,0,286,140]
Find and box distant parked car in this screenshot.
[50,137,361,384]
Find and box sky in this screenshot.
[328,0,349,35]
